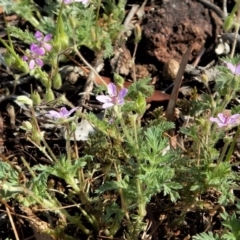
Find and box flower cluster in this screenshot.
[210,113,240,127]
[96,83,128,109]
[23,31,52,70]
[46,107,78,120]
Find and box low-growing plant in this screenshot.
[1,0,240,239]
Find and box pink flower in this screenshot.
[225,62,240,75]
[209,113,240,127]
[63,0,89,4]
[46,107,78,119]
[96,83,128,109]
[34,31,52,54]
[23,44,45,70]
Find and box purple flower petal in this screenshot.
[117,98,125,105]
[35,58,44,67]
[35,48,45,56]
[35,31,43,41]
[217,113,226,124]
[68,107,78,116]
[209,117,219,123]
[210,113,240,127]
[235,65,240,75]
[218,123,227,127]
[118,88,128,100]
[30,43,39,51]
[209,116,225,127]
[226,62,236,74]
[102,102,114,109]
[22,56,28,61]
[96,83,128,108]
[96,95,112,103]
[228,114,240,124]
[29,59,35,70]
[108,83,117,97]
[30,44,45,55]
[46,107,78,119]
[59,107,69,117]
[44,34,52,42]
[225,62,240,76]
[46,110,61,119]
[43,43,52,52]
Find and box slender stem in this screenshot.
[225,126,240,162]
[132,43,138,82]
[26,137,54,164]
[65,124,72,160]
[20,156,36,178]
[30,106,56,162]
[218,138,231,162]
[113,161,130,222]
[42,138,59,162]
[118,114,134,146]
[230,9,240,58]
[70,24,107,87]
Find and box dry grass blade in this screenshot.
[166,44,193,148]
[0,112,4,154]
[6,103,16,127]
[6,205,20,240]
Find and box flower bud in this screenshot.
[91,28,96,42]
[31,68,48,87]
[223,15,234,32]
[45,88,55,102]
[53,72,62,89]
[54,14,69,51]
[134,24,142,43]
[21,121,33,132]
[69,16,77,29]
[135,92,146,115]
[15,96,33,107]
[113,73,125,88]
[31,91,42,105]
[4,53,15,67]
[70,121,77,132]
[223,135,232,144]
[32,129,44,144]
[128,114,138,127]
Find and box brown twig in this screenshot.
[166,44,193,148]
[5,204,20,240]
[196,0,225,18]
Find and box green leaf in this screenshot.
[193,232,221,240]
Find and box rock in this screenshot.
[141,0,213,63]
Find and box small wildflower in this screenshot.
[34,31,52,54]
[96,83,128,109]
[23,44,45,70]
[45,107,78,119]
[225,62,240,75]
[209,113,240,127]
[63,0,89,4]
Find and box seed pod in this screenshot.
[45,88,55,102]
[223,15,234,32]
[53,72,62,89]
[31,91,42,105]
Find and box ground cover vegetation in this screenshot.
[0,0,240,239]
